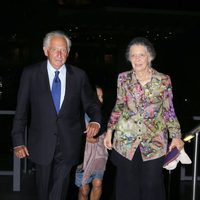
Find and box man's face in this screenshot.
[43,36,69,69]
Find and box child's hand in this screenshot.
[86,136,98,143]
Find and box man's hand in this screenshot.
[14,145,29,159]
[84,122,100,137]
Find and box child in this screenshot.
[75,86,108,200]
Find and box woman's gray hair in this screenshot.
[125,37,156,62]
[43,30,72,53]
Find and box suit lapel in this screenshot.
[40,61,58,114]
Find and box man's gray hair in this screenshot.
[43,30,72,53]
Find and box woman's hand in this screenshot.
[104,130,113,150]
[169,138,184,152]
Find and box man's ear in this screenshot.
[43,47,48,57]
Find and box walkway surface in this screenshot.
[0,160,199,200]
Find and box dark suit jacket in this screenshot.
[12,61,101,166]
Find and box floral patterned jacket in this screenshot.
[107,68,182,161]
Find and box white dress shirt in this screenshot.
[47,60,66,109]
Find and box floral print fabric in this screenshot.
[108,68,182,161]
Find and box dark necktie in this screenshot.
[52,71,61,113]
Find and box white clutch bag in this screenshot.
[163,148,192,170]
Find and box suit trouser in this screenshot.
[35,139,71,200]
[111,148,166,200]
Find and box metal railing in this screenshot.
[181,117,200,200]
[0,110,27,192]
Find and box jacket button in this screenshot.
[137,136,141,140]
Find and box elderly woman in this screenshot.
[104,37,184,200]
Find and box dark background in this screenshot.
[0,0,200,132]
[0,1,200,199]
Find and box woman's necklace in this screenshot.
[136,68,152,86]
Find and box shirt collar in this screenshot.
[47,60,66,75]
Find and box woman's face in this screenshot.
[129,44,151,73]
